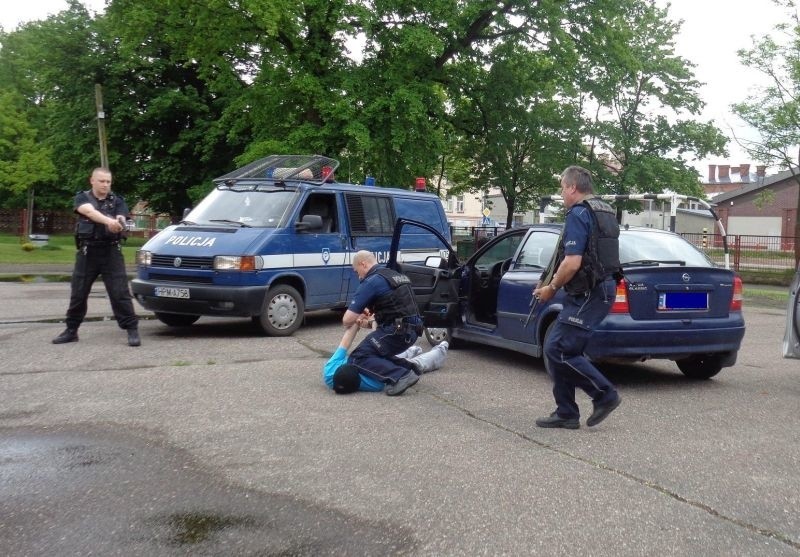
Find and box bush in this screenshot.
[21,243,36,251]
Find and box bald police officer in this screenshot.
[342,250,423,396]
[52,168,141,347]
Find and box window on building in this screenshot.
[456,195,465,213]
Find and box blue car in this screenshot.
[389,218,746,379]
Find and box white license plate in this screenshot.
[154,287,190,299]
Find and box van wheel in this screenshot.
[257,285,304,336]
[154,312,200,327]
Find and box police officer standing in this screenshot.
[532,166,621,428]
[52,168,141,347]
[342,250,423,396]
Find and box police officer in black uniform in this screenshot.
[341,250,423,396]
[52,167,141,347]
[532,166,621,428]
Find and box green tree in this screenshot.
[0,1,106,207]
[568,0,727,199]
[449,42,580,227]
[733,1,800,263]
[0,89,57,208]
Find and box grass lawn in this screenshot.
[0,233,147,265]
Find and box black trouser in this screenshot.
[65,243,138,330]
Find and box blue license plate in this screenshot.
[658,291,708,311]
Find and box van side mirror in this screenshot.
[182,207,191,220]
[296,214,323,231]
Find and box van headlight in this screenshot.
[213,255,261,271]
[136,250,152,266]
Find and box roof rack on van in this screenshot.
[540,192,730,270]
[214,154,339,185]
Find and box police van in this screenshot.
[131,154,451,335]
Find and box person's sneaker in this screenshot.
[535,412,580,429]
[587,394,621,427]
[127,328,141,347]
[385,371,420,396]
[407,341,449,374]
[52,328,78,344]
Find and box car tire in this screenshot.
[676,354,724,380]
[154,312,200,327]
[256,285,304,336]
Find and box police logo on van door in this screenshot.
[322,248,330,265]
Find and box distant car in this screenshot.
[783,261,800,359]
[389,218,746,379]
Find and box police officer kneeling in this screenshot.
[52,167,141,347]
[342,250,424,396]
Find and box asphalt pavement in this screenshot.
[0,276,798,556]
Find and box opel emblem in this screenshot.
[682,273,691,282]
[174,257,182,268]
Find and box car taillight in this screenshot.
[609,279,629,314]
[730,275,743,311]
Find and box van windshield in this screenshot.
[185,186,299,228]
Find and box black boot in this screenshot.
[127,328,141,347]
[52,328,78,344]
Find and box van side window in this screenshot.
[345,194,396,236]
[300,193,337,233]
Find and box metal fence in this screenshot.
[1,209,173,238]
[681,233,798,272]
[451,225,799,272]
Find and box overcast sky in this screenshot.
[1,0,790,175]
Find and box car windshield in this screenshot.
[620,230,713,267]
[185,185,299,228]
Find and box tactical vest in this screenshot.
[557,197,621,296]
[370,267,420,326]
[75,191,124,244]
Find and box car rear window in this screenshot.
[620,230,713,267]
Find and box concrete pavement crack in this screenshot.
[428,391,800,552]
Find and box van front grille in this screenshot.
[151,255,214,269]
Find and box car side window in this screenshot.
[516,231,559,269]
[477,234,523,266]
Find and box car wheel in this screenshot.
[154,312,200,327]
[424,327,448,346]
[676,354,724,380]
[257,285,304,336]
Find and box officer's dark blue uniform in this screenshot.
[347,265,421,386]
[543,202,618,420]
[53,171,140,346]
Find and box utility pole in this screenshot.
[95,84,109,169]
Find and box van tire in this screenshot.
[154,312,200,327]
[257,285,304,336]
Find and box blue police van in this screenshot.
[131,154,451,335]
